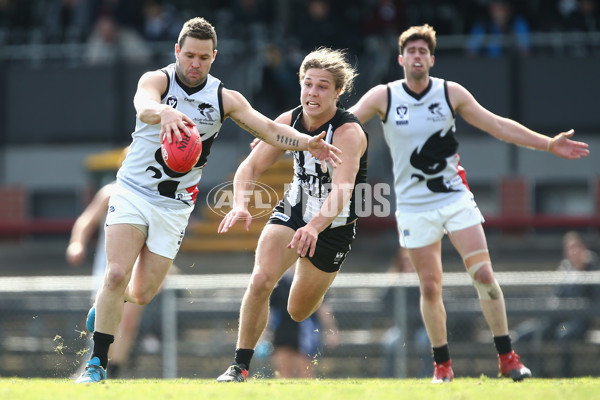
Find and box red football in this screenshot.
[161,124,202,173]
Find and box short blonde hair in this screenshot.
[398,24,437,55]
[298,47,358,96]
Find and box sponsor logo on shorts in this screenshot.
[108,206,115,213]
[333,251,345,264]
[403,229,410,237]
[272,212,290,222]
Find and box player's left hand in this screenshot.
[287,225,319,258]
[548,129,590,159]
[218,207,252,233]
[307,131,342,168]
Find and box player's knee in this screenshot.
[129,289,153,305]
[104,264,128,287]
[287,304,310,322]
[469,264,502,300]
[472,263,494,284]
[419,279,442,302]
[247,270,277,298]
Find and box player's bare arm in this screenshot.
[448,81,589,159]
[66,183,114,266]
[348,84,388,124]
[222,89,342,165]
[218,138,286,234]
[288,122,367,257]
[134,70,195,143]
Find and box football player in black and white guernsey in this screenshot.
[216,47,368,382]
[76,17,342,384]
[349,24,589,383]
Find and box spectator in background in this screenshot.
[0,0,38,44]
[255,43,304,116]
[90,0,145,33]
[42,0,92,44]
[142,0,181,42]
[465,0,531,57]
[84,12,151,65]
[514,231,600,377]
[363,0,407,38]
[294,0,344,52]
[553,231,600,376]
[267,267,339,378]
[559,0,600,55]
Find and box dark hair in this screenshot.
[178,17,217,50]
[398,24,437,55]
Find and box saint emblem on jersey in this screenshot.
[410,127,459,193]
[395,104,409,125]
[166,95,178,108]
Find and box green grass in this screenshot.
[2,377,600,400]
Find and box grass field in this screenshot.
[2,377,599,400]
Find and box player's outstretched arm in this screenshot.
[449,81,589,159]
[66,183,114,266]
[222,88,342,166]
[348,84,388,125]
[218,140,286,233]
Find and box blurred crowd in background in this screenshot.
[1,1,599,114]
[1,0,598,47]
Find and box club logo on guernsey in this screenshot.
[395,104,409,125]
[166,95,178,108]
[427,102,446,122]
[194,103,217,126]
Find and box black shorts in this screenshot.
[267,199,357,273]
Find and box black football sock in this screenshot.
[494,335,512,355]
[432,344,451,364]
[234,348,255,371]
[91,331,114,369]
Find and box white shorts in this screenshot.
[105,185,191,260]
[396,191,484,249]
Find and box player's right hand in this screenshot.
[159,107,195,144]
[218,208,253,233]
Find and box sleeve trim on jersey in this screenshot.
[160,69,170,100]
[382,84,392,123]
[443,80,456,118]
[217,82,224,123]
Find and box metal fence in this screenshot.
[1,271,599,379]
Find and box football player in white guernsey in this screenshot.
[349,24,589,383]
[76,17,343,384]
[216,48,368,382]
